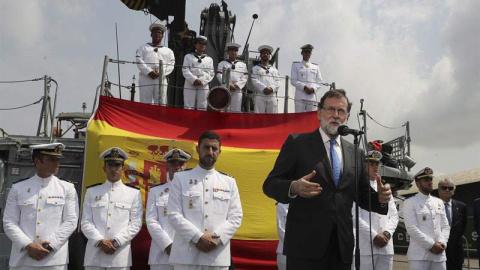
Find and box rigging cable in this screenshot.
[0,97,44,111]
[0,77,44,84]
[366,112,406,129]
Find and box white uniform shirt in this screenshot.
[216,60,248,90]
[182,53,215,90]
[251,64,281,97]
[136,43,175,83]
[146,181,175,266]
[290,60,322,101]
[167,166,243,267]
[403,192,450,262]
[276,203,289,254]
[81,180,143,268]
[3,174,79,267]
[352,180,399,255]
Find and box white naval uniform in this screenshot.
[167,166,243,269]
[3,174,79,269]
[146,181,175,270]
[216,60,248,112]
[136,43,175,105]
[276,203,288,270]
[81,180,143,269]
[403,192,450,270]
[182,53,215,110]
[251,64,280,113]
[352,180,399,270]
[290,60,323,112]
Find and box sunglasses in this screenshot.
[439,186,454,191]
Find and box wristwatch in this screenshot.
[42,243,54,251]
[113,239,120,248]
[383,231,391,240]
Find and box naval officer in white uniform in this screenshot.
[167,131,243,270]
[136,23,176,105]
[182,36,215,110]
[3,143,79,270]
[352,151,398,270]
[147,148,191,270]
[290,44,323,113]
[81,147,143,270]
[251,45,281,113]
[403,167,450,270]
[216,42,248,112]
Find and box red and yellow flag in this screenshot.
[84,96,319,269]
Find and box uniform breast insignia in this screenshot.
[189,200,194,209]
[213,188,231,193]
[48,196,64,199]
[189,179,198,185]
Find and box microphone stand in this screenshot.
[353,132,361,270]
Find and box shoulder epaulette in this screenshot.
[312,63,318,65]
[59,178,74,184]
[126,184,140,190]
[218,171,234,178]
[87,183,102,189]
[293,61,300,63]
[183,168,193,171]
[13,177,30,184]
[153,182,166,187]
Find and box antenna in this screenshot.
[115,23,122,98]
[243,14,258,55]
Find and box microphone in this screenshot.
[338,125,364,136]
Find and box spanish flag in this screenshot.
[84,96,319,269]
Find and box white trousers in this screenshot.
[228,91,243,112]
[184,89,208,110]
[254,95,277,113]
[408,260,446,270]
[173,265,228,270]
[138,75,167,105]
[360,254,393,270]
[150,264,174,270]
[84,267,129,270]
[10,266,67,270]
[277,253,287,270]
[294,99,317,112]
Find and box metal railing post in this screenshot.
[284,75,289,113]
[100,56,109,96]
[158,60,164,105]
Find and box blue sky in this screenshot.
[0,0,478,176]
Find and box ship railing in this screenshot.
[97,55,335,114]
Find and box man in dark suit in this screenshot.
[473,198,480,266]
[263,89,392,270]
[437,178,467,270]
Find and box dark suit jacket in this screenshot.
[447,199,467,247]
[263,130,387,263]
[445,199,467,269]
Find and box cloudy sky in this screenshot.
[1,0,478,177]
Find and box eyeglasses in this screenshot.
[322,107,348,116]
[439,186,454,191]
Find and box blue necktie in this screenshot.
[444,203,451,226]
[329,139,341,186]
